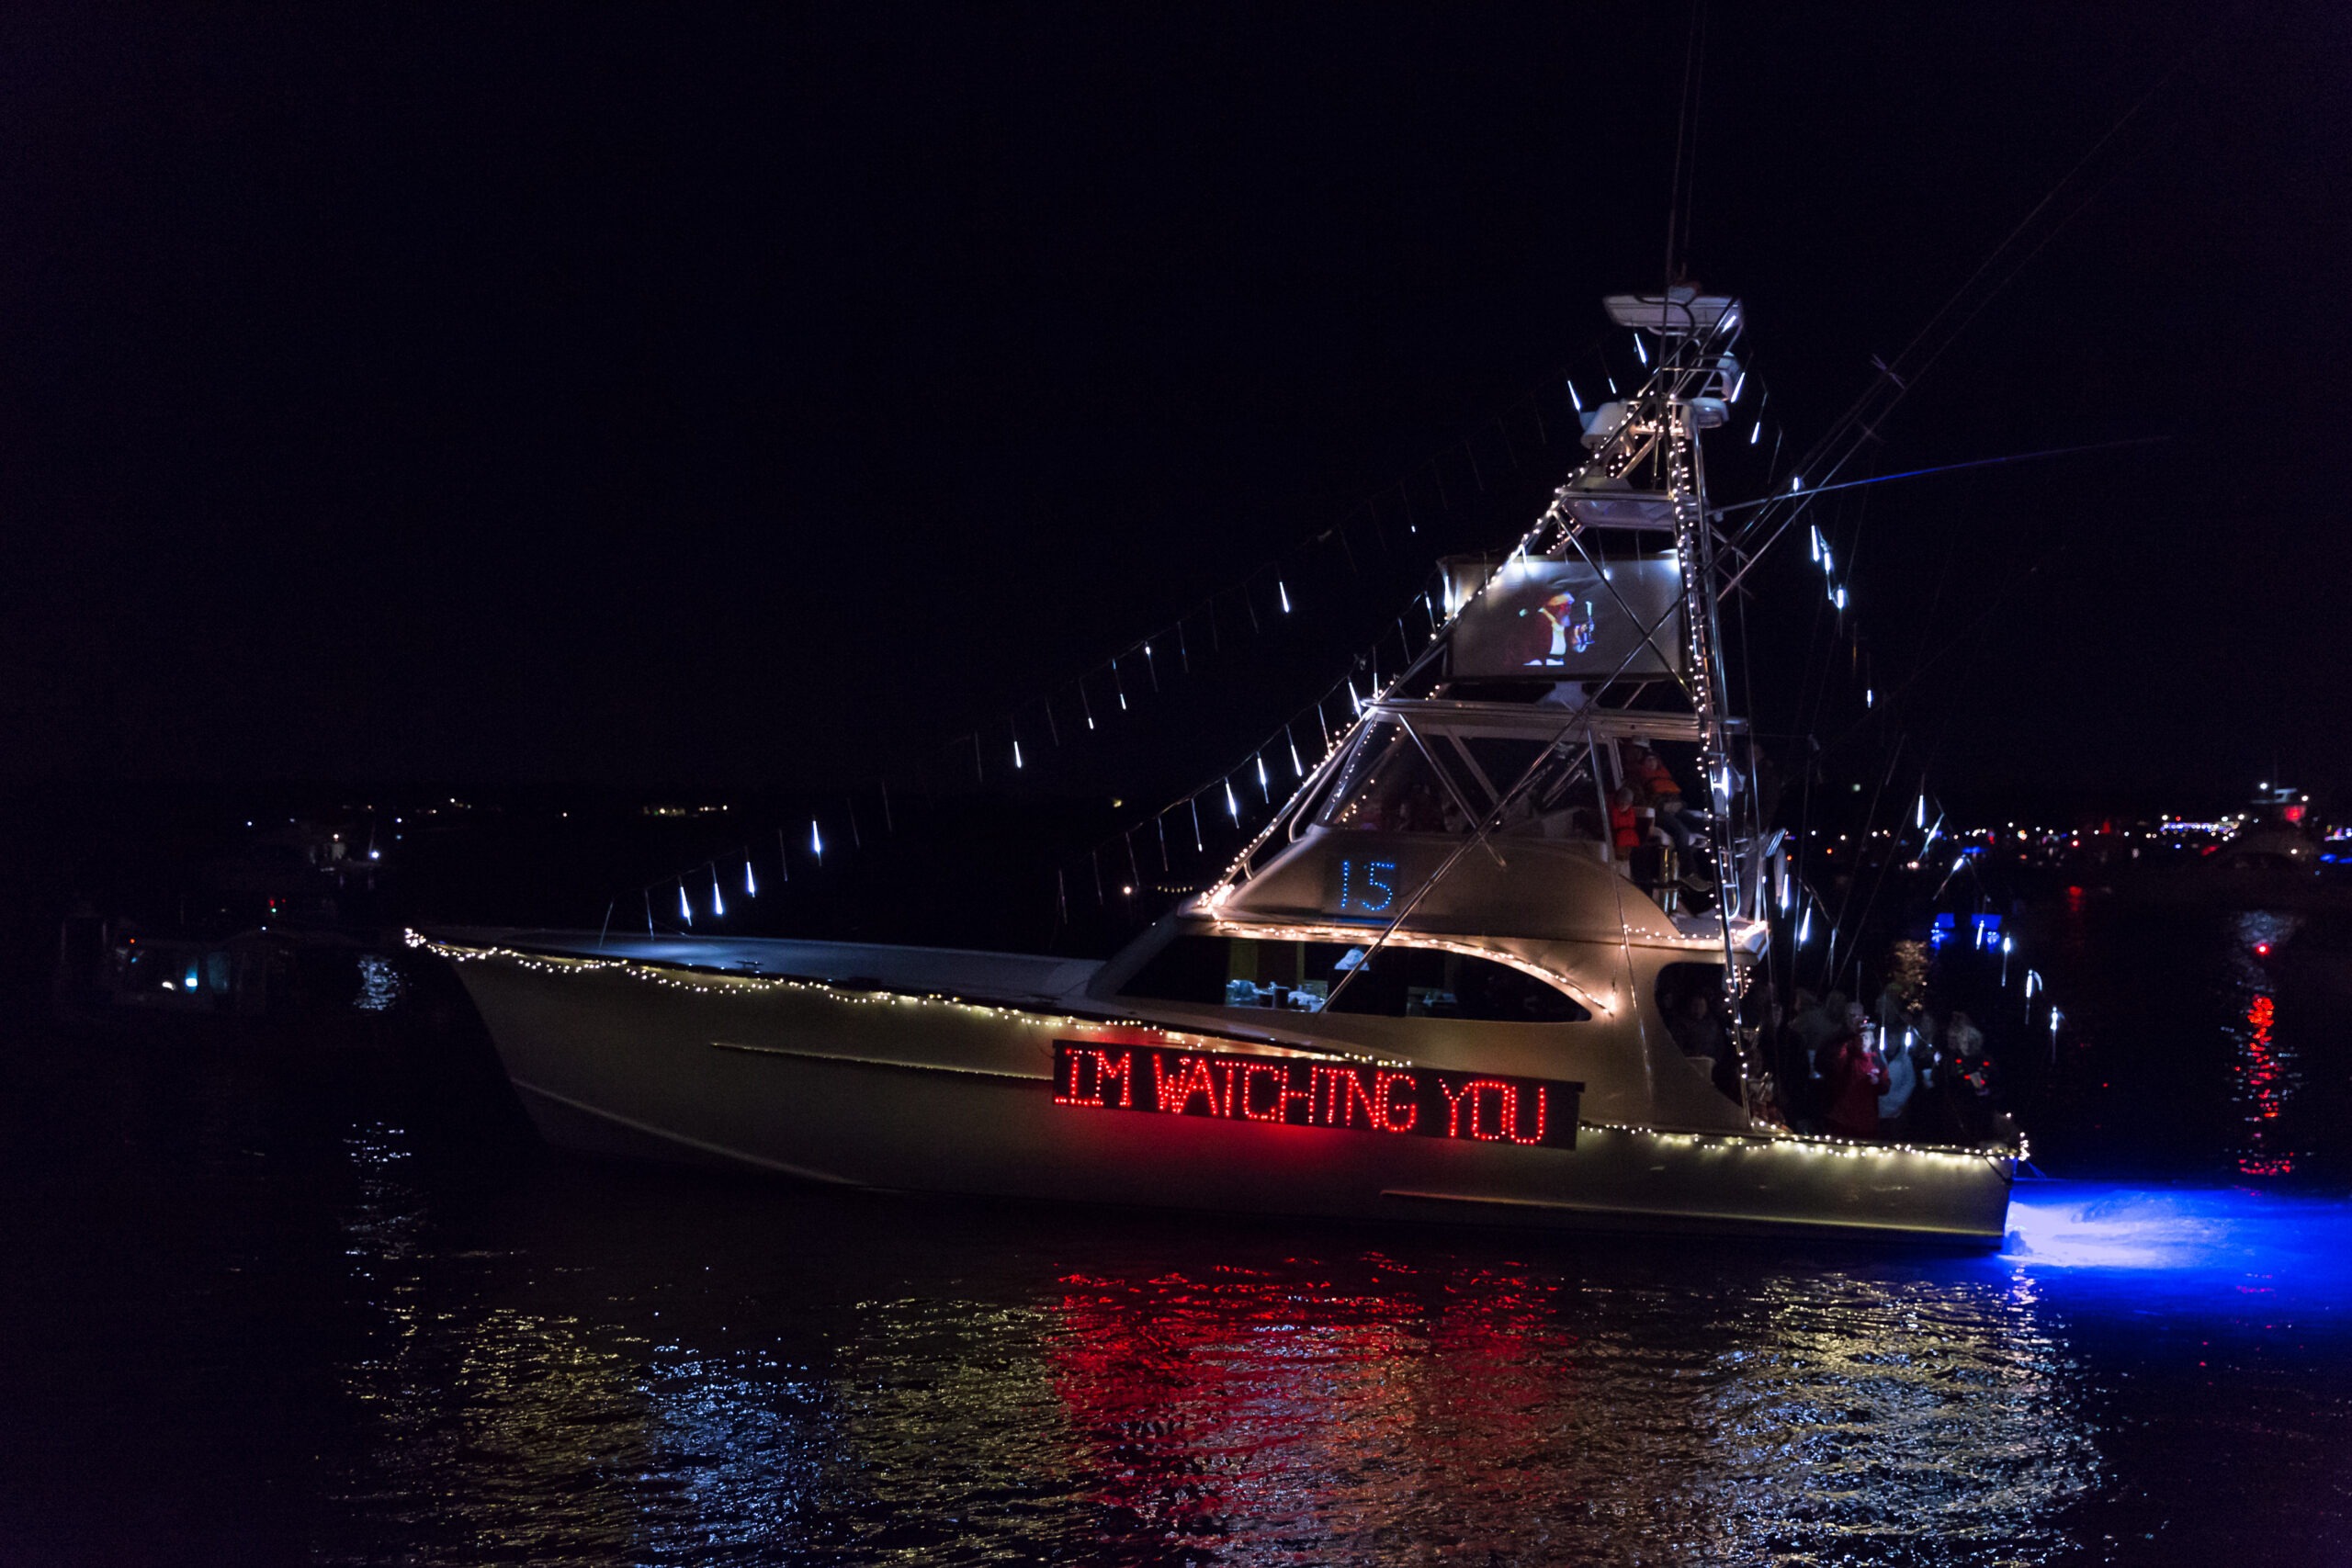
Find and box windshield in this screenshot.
[1315,716,1599,841]
[1315,718,1470,833]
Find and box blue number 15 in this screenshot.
[1340,859,1396,913]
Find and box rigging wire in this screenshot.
[1719,40,2202,598]
[1661,0,1708,287]
[1736,39,2207,990]
[1709,437,2168,519]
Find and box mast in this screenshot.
[1597,290,1747,1011]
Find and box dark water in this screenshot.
[5,898,2352,1565]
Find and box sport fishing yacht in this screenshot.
[425,289,2019,1245]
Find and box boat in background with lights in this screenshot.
[2108,784,2352,911]
[424,288,2020,1246]
[2222,784,2322,872]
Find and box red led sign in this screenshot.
[1053,1042,1581,1149]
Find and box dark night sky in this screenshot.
[1,5,2344,807]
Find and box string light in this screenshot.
[744,860,758,897]
[630,471,1447,914]
[678,885,693,927]
[1748,420,1761,446]
[1223,777,1240,824]
[711,871,725,919]
[811,818,824,864]
[1255,754,1271,801]
[1566,377,1583,412]
[1631,333,1648,366]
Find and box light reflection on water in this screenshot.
[288,1129,2352,1567]
[25,851,2352,1562]
[15,951,2352,1564]
[309,1131,2126,1566]
[2223,911,2305,1178]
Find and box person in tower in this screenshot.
[1608,783,1643,856]
[1624,741,1700,852]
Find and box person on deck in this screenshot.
[1875,981,1911,1049]
[1817,998,1888,1140]
[1788,988,1845,1064]
[1774,987,1825,1131]
[1877,1019,1921,1139]
[1668,988,1726,1066]
[1939,1010,1994,1143]
[1670,988,1743,1102]
[1946,1009,1984,1060]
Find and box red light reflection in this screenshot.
[2236,992,2292,1177]
[1047,1258,1570,1544]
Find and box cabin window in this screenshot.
[1120,934,1589,1021]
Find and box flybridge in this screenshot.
[1213,288,1768,941]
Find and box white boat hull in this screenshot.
[435,934,2016,1247]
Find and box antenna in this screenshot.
[1661,0,1707,288]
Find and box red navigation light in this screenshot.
[2284,805,2306,824]
[2255,942,2271,957]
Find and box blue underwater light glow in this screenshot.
[2003,1182,2352,1303]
